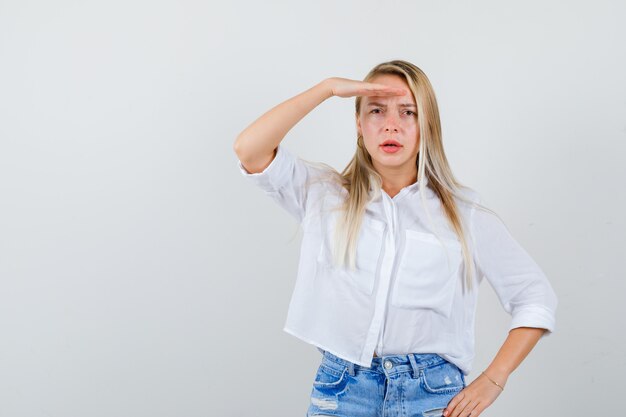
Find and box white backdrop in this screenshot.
[1,0,624,416]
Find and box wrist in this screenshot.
[482,369,508,389]
[320,77,336,99]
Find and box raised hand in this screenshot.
[326,77,408,98]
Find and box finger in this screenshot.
[459,400,478,417]
[450,396,472,417]
[354,88,396,97]
[469,402,485,417]
[444,391,465,416]
[458,401,480,417]
[380,89,407,96]
[371,86,407,96]
[364,84,408,96]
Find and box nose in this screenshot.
[384,113,399,132]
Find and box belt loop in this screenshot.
[347,361,355,377]
[408,354,421,379]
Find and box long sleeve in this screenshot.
[236,143,329,224]
[470,197,558,338]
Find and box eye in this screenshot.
[370,108,382,114]
[404,110,416,116]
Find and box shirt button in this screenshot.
[384,360,393,369]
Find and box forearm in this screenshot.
[483,326,546,387]
[234,78,333,165]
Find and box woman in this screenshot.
[234,60,557,417]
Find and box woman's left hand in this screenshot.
[443,372,506,417]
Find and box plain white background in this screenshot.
[1,0,624,416]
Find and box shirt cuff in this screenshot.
[508,304,556,337]
[236,143,293,192]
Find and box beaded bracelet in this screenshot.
[481,371,504,391]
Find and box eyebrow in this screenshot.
[366,102,416,108]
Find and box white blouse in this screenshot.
[237,143,557,375]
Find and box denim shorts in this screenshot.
[307,348,467,417]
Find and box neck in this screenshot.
[379,168,418,197]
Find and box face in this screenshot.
[356,74,420,176]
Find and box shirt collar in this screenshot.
[369,176,433,201]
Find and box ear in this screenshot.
[356,113,361,136]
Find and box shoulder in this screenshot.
[298,157,345,194]
[453,185,482,209]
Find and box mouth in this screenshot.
[380,139,403,148]
[380,139,403,153]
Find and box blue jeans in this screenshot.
[307,348,467,417]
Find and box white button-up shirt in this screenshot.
[237,144,557,375]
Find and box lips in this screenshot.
[380,139,402,147]
[380,139,402,154]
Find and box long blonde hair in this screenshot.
[304,60,501,293]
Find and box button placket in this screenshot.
[360,194,398,364]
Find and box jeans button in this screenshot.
[384,360,393,369]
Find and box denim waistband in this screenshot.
[316,347,448,378]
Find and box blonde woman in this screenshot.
[234,60,557,417]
